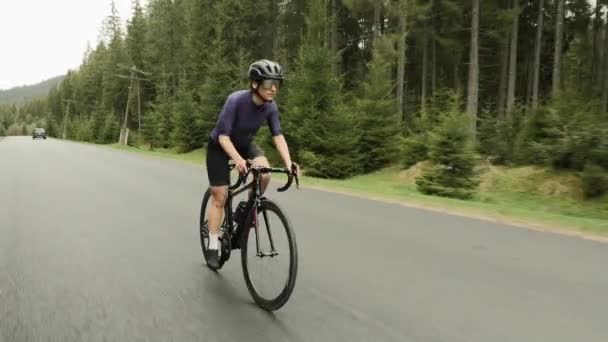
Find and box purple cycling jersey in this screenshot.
[209,90,282,148]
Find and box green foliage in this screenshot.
[581,163,607,199]
[126,0,147,70]
[284,3,362,179]
[354,37,401,172]
[513,97,608,171]
[45,115,59,138]
[4,123,23,136]
[146,98,173,149]
[69,119,95,142]
[101,113,120,144]
[416,104,479,200]
[89,111,106,143]
[477,107,521,164]
[402,134,428,168]
[299,102,362,179]
[196,14,242,145]
[404,89,464,169]
[3,0,606,191]
[171,87,204,152]
[100,3,129,115]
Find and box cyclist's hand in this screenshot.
[235,158,248,174]
[289,162,300,177]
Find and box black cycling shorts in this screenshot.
[206,138,264,187]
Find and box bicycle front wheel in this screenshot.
[241,199,298,311]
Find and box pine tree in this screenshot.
[183,0,213,87]
[171,86,203,152]
[416,96,479,199]
[285,0,361,179]
[101,113,120,143]
[100,3,129,115]
[91,109,107,143]
[126,0,146,70]
[196,2,242,145]
[354,36,400,172]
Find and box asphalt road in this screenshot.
[1,136,607,342]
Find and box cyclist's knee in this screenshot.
[210,186,227,207]
[253,157,271,183]
[261,173,271,183]
[253,156,270,168]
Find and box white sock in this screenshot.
[209,233,219,250]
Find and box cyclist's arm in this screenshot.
[218,135,245,163]
[272,134,293,169]
[267,105,293,169]
[216,94,244,163]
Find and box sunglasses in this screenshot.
[259,79,282,90]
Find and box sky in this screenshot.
[0,0,144,90]
[0,0,599,91]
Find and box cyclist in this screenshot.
[205,59,299,269]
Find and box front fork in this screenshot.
[252,179,278,258]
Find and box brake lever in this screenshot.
[291,163,300,189]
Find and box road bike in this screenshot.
[199,161,299,311]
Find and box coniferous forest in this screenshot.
[2,0,608,200]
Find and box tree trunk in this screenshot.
[592,2,603,88]
[373,2,382,46]
[527,56,534,106]
[404,75,410,120]
[421,31,429,115]
[397,1,408,121]
[330,0,339,75]
[552,0,565,99]
[593,12,608,104]
[466,0,480,138]
[454,51,462,93]
[532,0,544,109]
[602,23,608,112]
[498,40,509,115]
[432,39,437,96]
[273,0,282,60]
[506,0,519,116]
[430,0,437,96]
[599,20,607,96]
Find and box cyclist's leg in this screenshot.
[208,187,227,235]
[252,156,271,194]
[206,141,231,250]
[247,142,270,194]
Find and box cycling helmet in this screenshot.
[248,59,284,81]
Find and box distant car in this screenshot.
[32,128,47,140]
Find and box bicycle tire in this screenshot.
[240,199,298,311]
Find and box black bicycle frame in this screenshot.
[229,171,278,257]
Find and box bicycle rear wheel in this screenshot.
[241,199,298,311]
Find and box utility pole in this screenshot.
[116,64,151,145]
[62,99,75,139]
[117,73,133,145]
